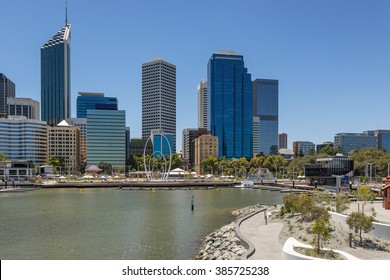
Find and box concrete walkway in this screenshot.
[239,211,284,260]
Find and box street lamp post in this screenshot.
[365,163,374,185]
[387,162,390,177]
[292,166,297,187]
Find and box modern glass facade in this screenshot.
[208,51,252,160]
[142,59,176,151]
[76,92,118,118]
[364,130,390,152]
[252,79,279,155]
[152,131,174,159]
[305,156,354,186]
[41,24,71,126]
[0,73,16,118]
[334,133,377,154]
[86,110,126,168]
[0,117,48,165]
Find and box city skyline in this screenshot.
[1,0,389,151]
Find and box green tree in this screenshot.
[334,194,350,213]
[355,186,376,213]
[98,161,112,174]
[201,156,218,175]
[46,156,65,174]
[318,145,342,156]
[311,218,330,255]
[0,153,7,161]
[346,212,375,243]
[171,153,184,169]
[283,194,300,216]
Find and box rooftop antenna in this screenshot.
[65,1,68,25]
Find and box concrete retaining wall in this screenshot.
[282,237,359,260]
[329,211,390,241]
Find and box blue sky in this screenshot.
[1,0,389,152]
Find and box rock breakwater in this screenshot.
[194,204,264,260]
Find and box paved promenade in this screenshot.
[239,211,284,260]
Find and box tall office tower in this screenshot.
[279,133,288,149]
[0,116,48,165]
[182,128,208,168]
[76,92,118,118]
[41,23,71,126]
[208,51,252,160]
[142,58,176,151]
[252,79,279,156]
[66,118,87,163]
[197,80,208,129]
[87,110,126,169]
[0,73,16,118]
[8,98,40,120]
[48,120,80,174]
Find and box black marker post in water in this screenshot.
[191,194,194,211]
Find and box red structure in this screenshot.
[381,176,390,210]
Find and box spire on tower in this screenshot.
[65,1,68,25]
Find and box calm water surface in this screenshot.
[0,187,284,259]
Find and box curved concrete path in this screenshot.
[239,212,284,260]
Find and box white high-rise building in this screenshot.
[142,58,176,151]
[197,80,208,129]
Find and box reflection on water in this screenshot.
[0,187,284,259]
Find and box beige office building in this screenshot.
[194,134,218,174]
[48,120,80,174]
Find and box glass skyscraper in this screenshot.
[252,79,279,155]
[208,51,252,160]
[0,73,16,119]
[41,24,71,126]
[86,110,126,168]
[76,92,118,118]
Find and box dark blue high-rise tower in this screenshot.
[252,79,279,155]
[41,24,71,126]
[76,92,118,118]
[208,51,252,160]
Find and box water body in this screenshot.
[0,187,284,260]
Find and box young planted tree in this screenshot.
[283,194,300,216]
[346,212,375,244]
[355,186,376,214]
[311,218,330,255]
[334,194,351,213]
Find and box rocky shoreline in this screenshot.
[194,204,265,260]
